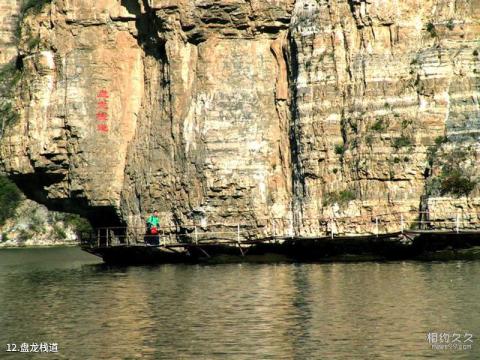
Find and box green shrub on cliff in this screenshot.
[426,22,437,37]
[21,0,52,15]
[439,169,476,197]
[426,135,448,164]
[0,176,22,225]
[0,62,22,87]
[0,62,22,134]
[446,19,455,31]
[371,118,387,132]
[27,35,41,49]
[392,135,413,149]
[323,189,356,206]
[426,141,477,197]
[334,144,345,155]
[0,103,19,131]
[14,1,52,43]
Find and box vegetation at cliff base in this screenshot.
[0,176,22,226]
[52,223,67,239]
[61,213,93,235]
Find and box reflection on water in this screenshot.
[0,247,479,359]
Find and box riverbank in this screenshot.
[0,198,90,248]
[0,243,79,249]
[0,176,93,248]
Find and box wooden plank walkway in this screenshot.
[81,210,480,250]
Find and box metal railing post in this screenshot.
[237,224,240,242]
[456,213,460,234]
[401,214,404,234]
[289,218,294,238]
[194,225,198,244]
[375,217,379,237]
[272,222,276,239]
[330,220,334,239]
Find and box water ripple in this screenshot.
[0,248,479,359]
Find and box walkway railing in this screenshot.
[80,209,480,249]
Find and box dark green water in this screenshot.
[0,247,479,359]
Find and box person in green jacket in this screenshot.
[146,210,160,246]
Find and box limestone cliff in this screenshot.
[0,0,479,238]
[0,199,80,248]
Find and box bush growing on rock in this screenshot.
[0,176,22,225]
[440,170,476,197]
[393,135,413,149]
[426,142,477,198]
[21,0,52,15]
[426,22,437,37]
[322,189,356,206]
[446,19,455,31]
[334,144,345,155]
[61,213,93,234]
[53,224,67,239]
[371,118,387,132]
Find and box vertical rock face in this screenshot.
[0,0,20,65]
[0,0,479,236]
[289,0,480,234]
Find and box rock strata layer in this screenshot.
[0,0,479,238]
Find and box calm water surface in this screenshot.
[0,247,479,359]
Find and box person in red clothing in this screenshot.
[145,210,160,246]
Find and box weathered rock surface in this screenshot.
[0,199,79,248]
[0,0,19,65]
[0,0,479,238]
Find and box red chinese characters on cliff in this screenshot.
[96,89,109,133]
